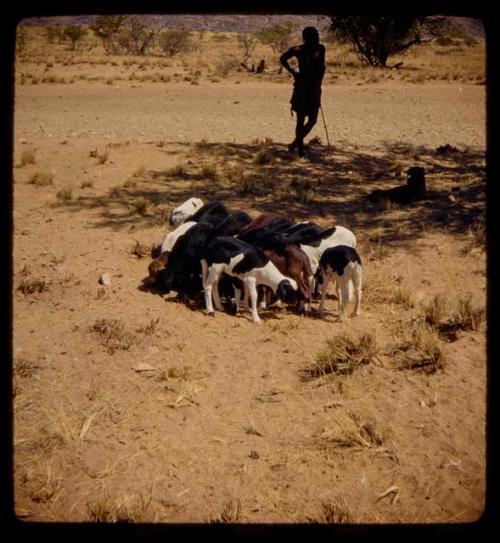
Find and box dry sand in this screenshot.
[12,79,486,524]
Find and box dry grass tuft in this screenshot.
[56,187,73,202]
[22,467,62,505]
[392,286,415,309]
[436,294,485,340]
[17,277,50,296]
[131,196,150,215]
[168,164,189,178]
[200,163,219,180]
[14,357,40,379]
[312,409,391,462]
[90,318,135,355]
[423,293,448,327]
[87,491,156,523]
[136,317,160,335]
[130,240,152,259]
[301,332,378,381]
[254,144,274,165]
[20,148,36,166]
[464,220,486,253]
[392,322,446,373]
[232,173,275,196]
[454,294,485,331]
[87,492,118,522]
[211,496,243,523]
[307,497,352,523]
[28,171,54,186]
[290,177,316,202]
[421,292,484,342]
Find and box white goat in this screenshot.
[169,197,204,227]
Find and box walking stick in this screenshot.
[320,104,331,149]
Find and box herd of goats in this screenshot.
[142,197,363,323]
[141,167,426,322]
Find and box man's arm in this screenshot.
[318,44,326,83]
[279,46,300,79]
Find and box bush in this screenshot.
[158,28,192,57]
[301,332,378,380]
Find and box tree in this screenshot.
[46,26,64,44]
[257,22,296,69]
[237,32,258,69]
[127,16,158,56]
[257,22,295,50]
[329,16,443,67]
[64,26,87,51]
[158,28,192,57]
[90,15,125,53]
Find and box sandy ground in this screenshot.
[12,80,486,524]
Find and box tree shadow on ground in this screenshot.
[56,139,486,249]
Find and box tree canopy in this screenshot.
[329,16,444,67]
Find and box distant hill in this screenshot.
[19,14,332,33]
[20,14,485,39]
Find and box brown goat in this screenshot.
[240,212,288,232]
[144,251,170,287]
[263,244,312,311]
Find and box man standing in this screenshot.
[280,26,326,156]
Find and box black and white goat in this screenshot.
[161,221,215,299]
[238,227,313,312]
[282,224,357,309]
[317,245,363,320]
[201,237,299,323]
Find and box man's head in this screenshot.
[302,26,319,46]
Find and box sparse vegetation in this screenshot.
[28,172,54,186]
[301,332,378,381]
[90,318,135,354]
[211,496,242,523]
[254,145,274,165]
[20,148,36,166]
[307,498,352,523]
[423,293,448,328]
[56,187,73,201]
[392,286,415,309]
[391,322,446,373]
[12,19,486,525]
[17,277,49,296]
[168,164,189,178]
[201,163,219,180]
[131,196,150,215]
[130,240,151,259]
[136,317,160,335]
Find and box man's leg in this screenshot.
[301,109,319,140]
[289,112,306,155]
[290,110,318,156]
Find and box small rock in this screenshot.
[98,273,111,286]
[447,194,457,203]
[249,450,259,460]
